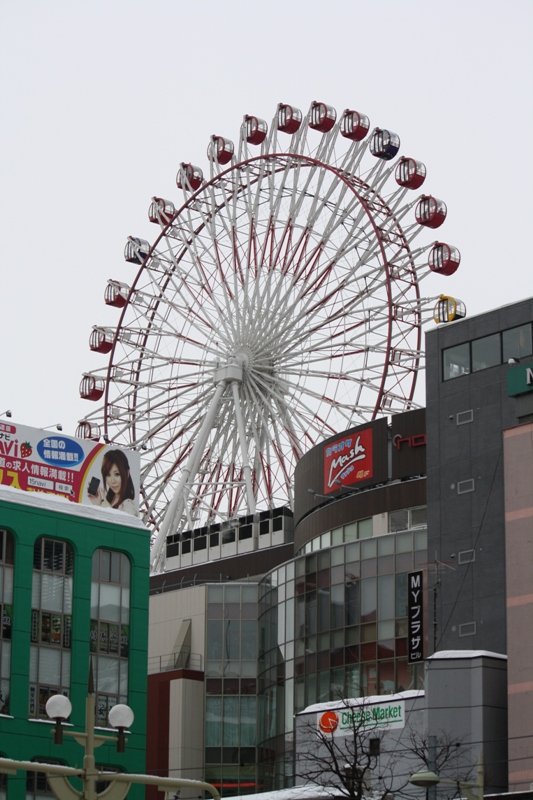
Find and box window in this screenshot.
[503,324,532,362]
[91,550,130,725]
[30,538,73,717]
[0,531,14,714]
[472,334,500,372]
[443,343,470,380]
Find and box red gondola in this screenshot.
[89,327,115,354]
[433,295,467,324]
[75,421,101,441]
[207,136,234,165]
[104,280,130,308]
[415,196,447,229]
[148,197,176,223]
[340,109,370,141]
[370,128,400,160]
[395,157,426,190]
[176,164,204,191]
[124,237,150,264]
[428,243,461,276]
[245,115,268,145]
[277,103,302,134]
[309,102,337,133]
[79,375,105,401]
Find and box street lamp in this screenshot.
[409,754,484,800]
[0,665,220,800]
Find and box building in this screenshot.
[0,483,149,800]
[148,297,533,797]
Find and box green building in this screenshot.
[0,485,149,800]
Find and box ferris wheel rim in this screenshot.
[101,150,421,439]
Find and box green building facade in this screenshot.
[0,486,149,800]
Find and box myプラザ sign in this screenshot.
[317,699,406,736]
[0,420,140,517]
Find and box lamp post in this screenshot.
[0,666,220,800]
[409,754,484,800]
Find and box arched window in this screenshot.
[0,530,14,715]
[91,550,130,724]
[30,538,73,717]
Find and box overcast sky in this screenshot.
[1,0,531,435]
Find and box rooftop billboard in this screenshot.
[0,420,140,517]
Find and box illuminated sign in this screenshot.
[0,420,140,518]
[323,427,373,494]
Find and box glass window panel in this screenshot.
[503,324,532,361]
[41,574,64,613]
[330,584,344,629]
[346,542,360,562]
[241,621,257,660]
[101,551,111,582]
[361,559,376,578]
[38,648,61,684]
[378,620,395,639]
[286,562,295,581]
[63,576,73,615]
[443,342,470,380]
[207,620,223,660]
[321,532,331,549]
[242,585,258,603]
[396,532,413,552]
[396,573,408,617]
[119,663,128,696]
[343,523,357,542]
[32,572,41,608]
[120,554,130,586]
[208,586,223,603]
[389,510,408,532]
[99,584,121,622]
[378,555,395,575]
[361,538,376,559]
[285,597,294,642]
[378,536,395,556]
[411,507,427,527]
[225,586,240,603]
[472,333,500,371]
[2,569,12,606]
[331,527,343,545]
[358,518,372,539]
[240,697,256,745]
[30,645,38,682]
[110,552,121,583]
[414,530,428,550]
[90,583,99,618]
[331,546,345,566]
[345,582,359,626]
[378,574,395,620]
[61,651,71,687]
[206,696,222,746]
[223,697,239,746]
[361,578,376,622]
[396,552,413,572]
[225,620,240,660]
[345,664,360,698]
[97,656,119,694]
[277,602,286,645]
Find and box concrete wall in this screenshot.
[503,421,533,790]
[426,651,508,793]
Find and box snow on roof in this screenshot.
[0,484,148,530]
[428,650,507,661]
[299,689,424,715]
[224,785,341,800]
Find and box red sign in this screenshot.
[318,710,339,733]
[323,427,373,494]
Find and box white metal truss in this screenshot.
[79,102,459,572]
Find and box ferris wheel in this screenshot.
[77,101,461,572]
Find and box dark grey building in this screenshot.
[425,297,533,655]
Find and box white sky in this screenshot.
[1,0,532,434]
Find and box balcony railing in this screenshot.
[148,651,203,674]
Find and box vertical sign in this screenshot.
[407,570,424,663]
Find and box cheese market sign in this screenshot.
[317,699,405,737]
